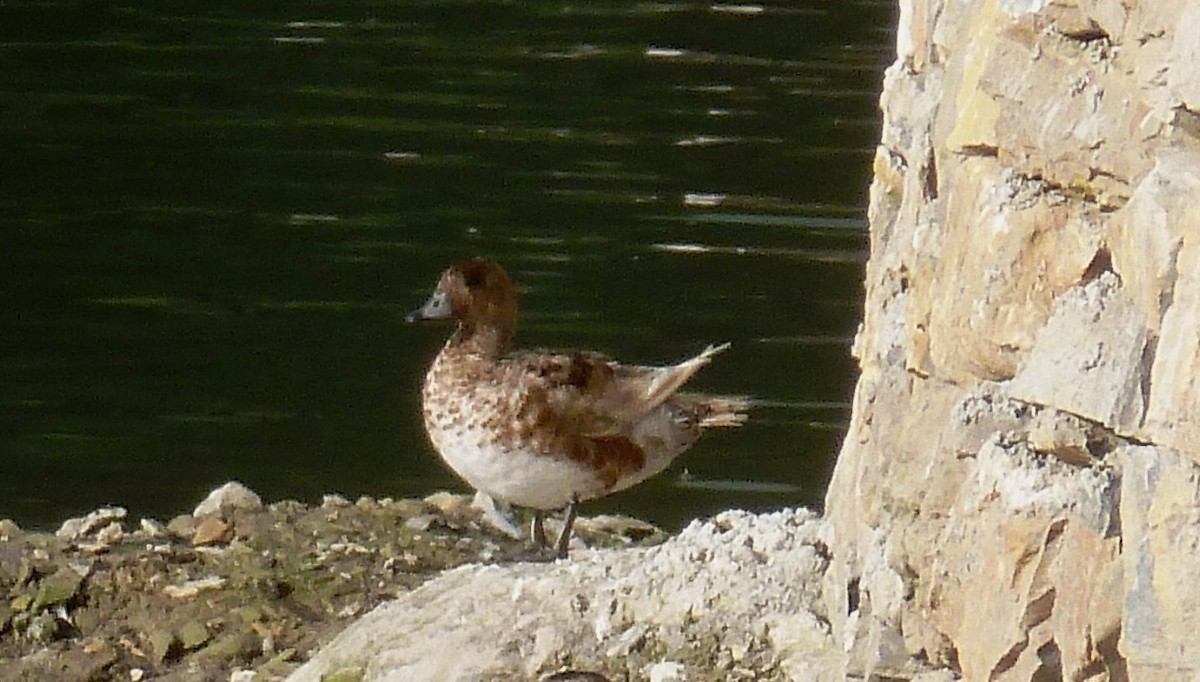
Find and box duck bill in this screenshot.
[405,289,453,323]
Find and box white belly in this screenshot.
[428,427,604,510]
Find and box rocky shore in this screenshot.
[0,482,666,682]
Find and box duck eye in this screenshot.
[464,270,486,288]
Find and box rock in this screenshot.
[470,491,523,539]
[287,509,838,682]
[1115,152,1200,462]
[1008,272,1147,435]
[421,490,470,515]
[78,520,125,553]
[166,513,198,538]
[25,610,63,644]
[1119,445,1200,680]
[647,661,686,682]
[196,628,260,664]
[33,565,87,610]
[193,481,263,517]
[11,593,33,613]
[192,516,234,547]
[56,507,126,543]
[386,498,426,517]
[1027,408,1094,466]
[542,673,610,682]
[573,514,663,544]
[321,493,351,508]
[15,640,118,677]
[910,671,959,682]
[403,514,439,532]
[178,619,210,651]
[3,489,611,681]
[139,518,167,538]
[164,576,227,599]
[319,668,365,682]
[825,0,1200,679]
[0,518,21,539]
[147,627,178,665]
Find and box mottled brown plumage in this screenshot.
[407,259,747,557]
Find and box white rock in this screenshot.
[647,661,686,682]
[164,576,227,599]
[1008,272,1147,434]
[321,493,351,508]
[192,481,263,517]
[56,507,126,542]
[286,508,836,682]
[470,491,523,539]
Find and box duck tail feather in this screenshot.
[692,394,752,429]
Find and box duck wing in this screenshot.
[502,344,733,492]
[509,343,730,433]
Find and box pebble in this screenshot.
[472,492,523,539]
[404,515,439,532]
[647,661,687,682]
[0,518,21,539]
[139,518,167,538]
[164,576,227,599]
[178,620,210,651]
[322,494,351,508]
[423,491,470,514]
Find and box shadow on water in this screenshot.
[0,0,895,530]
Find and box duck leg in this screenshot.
[553,495,580,560]
[530,510,549,550]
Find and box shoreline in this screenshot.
[0,482,666,682]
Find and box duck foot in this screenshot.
[523,497,580,560]
[531,510,550,550]
[553,496,579,560]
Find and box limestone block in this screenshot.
[1143,236,1200,463]
[944,0,1003,153]
[921,435,1119,681]
[1007,272,1147,434]
[1109,152,1200,464]
[1028,408,1093,465]
[1119,445,1200,680]
[918,158,1102,382]
[1108,152,1200,335]
[896,0,935,72]
[825,369,969,533]
[823,370,974,673]
[944,2,1163,206]
[1167,3,1200,110]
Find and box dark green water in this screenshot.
[1,0,893,530]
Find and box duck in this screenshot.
[406,259,747,558]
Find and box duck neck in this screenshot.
[449,321,512,359]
